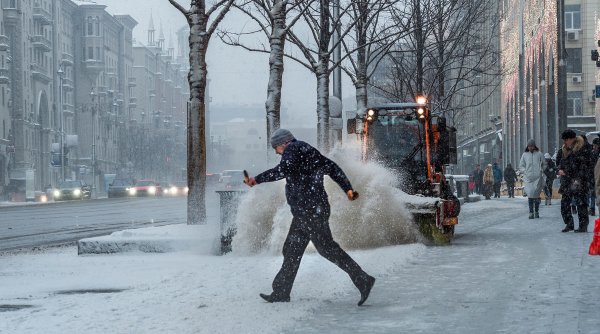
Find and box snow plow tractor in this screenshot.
[347,97,460,244]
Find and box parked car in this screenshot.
[53,180,92,201]
[219,170,245,189]
[108,179,135,198]
[165,181,189,196]
[129,180,162,197]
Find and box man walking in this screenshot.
[558,130,590,232]
[504,163,517,198]
[492,162,503,198]
[244,129,376,306]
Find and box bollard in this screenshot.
[216,189,246,254]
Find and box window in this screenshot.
[566,48,582,73]
[87,17,93,36]
[565,5,581,30]
[88,46,93,60]
[567,91,583,116]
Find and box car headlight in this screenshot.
[73,189,81,197]
[184,187,189,193]
[53,190,60,197]
[129,188,137,195]
[170,186,177,194]
[148,186,156,194]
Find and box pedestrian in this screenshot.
[492,162,503,198]
[588,138,600,216]
[244,128,375,306]
[542,153,557,205]
[519,139,546,219]
[473,164,483,195]
[503,163,517,198]
[558,130,590,232]
[468,174,475,195]
[483,164,494,200]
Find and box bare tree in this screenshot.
[370,0,502,127]
[168,0,235,224]
[340,0,407,111]
[283,0,361,151]
[219,0,308,158]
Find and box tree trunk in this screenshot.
[317,64,330,151]
[187,15,208,224]
[265,0,287,159]
[354,18,368,111]
[414,0,424,96]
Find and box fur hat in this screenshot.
[561,129,577,140]
[527,139,536,146]
[270,128,295,148]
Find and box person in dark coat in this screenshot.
[245,129,375,306]
[503,163,517,198]
[588,138,600,216]
[542,153,557,205]
[492,162,503,198]
[558,130,590,232]
[473,164,483,195]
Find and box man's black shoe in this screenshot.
[358,275,376,306]
[574,228,588,233]
[259,293,290,303]
[561,226,574,233]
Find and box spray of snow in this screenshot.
[231,142,421,255]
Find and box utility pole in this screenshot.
[90,89,97,199]
[57,65,65,182]
[557,0,567,139]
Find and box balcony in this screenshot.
[128,77,136,87]
[0,35,9,51]
[31,64,51,84]
[82,59,105,75]
[3,7,21,26]
[31,35,51,52]
[61,52,74,66]
[0,68,9,84]
[129,97,137,108]
[32,5,52,25]
[62,77,74,91]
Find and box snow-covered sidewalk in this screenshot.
[1,197,599,334]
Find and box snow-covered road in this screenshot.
[1,197,599,334]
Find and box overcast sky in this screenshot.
[95,0,357,128]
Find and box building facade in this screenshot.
[562,0,600,132]
[0,0,189,199]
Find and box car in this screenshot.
[53,180,92,201]
[219,170,245,189]
[164,181,189,196]
[129,180,162,197]
[108,178,135,198]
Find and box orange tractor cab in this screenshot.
[347,97,460,243]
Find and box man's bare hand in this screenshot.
[558,170,566,176]
[244,177,257,187]
[347,190,359,201]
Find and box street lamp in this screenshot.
[90,89,97,198]
[57,65,65,182]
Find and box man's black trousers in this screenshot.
[271,214,368,298]
[561,192,589,230]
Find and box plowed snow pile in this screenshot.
[231,144,428,255]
